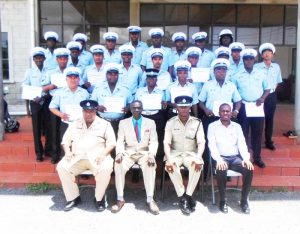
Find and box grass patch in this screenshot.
[25,182,59,194]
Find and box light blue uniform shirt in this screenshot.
[82,63,106,93]
[91,81,133,120]
[199,79,241,110]
[132,117,142,142]
[124,41,148,65]
[197,48,215,68]
[119,63,143,95]
[103,49,122,64]
[140,46,174,72]
[172,50,187,64]
[79,50,94,66]
[254,62,282,91]
[165,81,199,105]
[42,67,66,96]
[232,68,270,102]
[228,58,244,81]
[49,86,89,113]
[139,69,172,93]
[44,48,57,70]
[23,65,48,87]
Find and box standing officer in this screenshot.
[91,63,133,136]
[232,49,270,168]
[103,32,122,63]
[228,42,245,79]
[208,103,253,214]
[254,43,282,150]
[49,67,90,163]
[23,47,52,162]
[57,100,116,212]
[140,28,174,75]
[124,26,148,65]
[192,32,215,68]
[72,33,93,66]
[44,31,59,70]
[171,32,187,63]
[82,44,106,93]
[135,68,167,163]
[199,58,242,179]
[118,44,143,96]
[219,29,234,47]
[111,100,159,215]
[164,96,205,215]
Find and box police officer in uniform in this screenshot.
[103,32,122,63]
[43,31,59,70]
[228,42,245,79]
[57,100,116,212]
[192,32,215,68]
[219,29,234,47]
[72,33,94,66]
[164,96,205,215]
[171,32,187,63]
[23,47,52,162]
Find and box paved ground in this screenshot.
[0,185,299,234]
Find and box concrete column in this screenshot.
[130,0,140,26]
[295,0,300,141]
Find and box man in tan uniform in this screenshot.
[111,100,159,215]
[56,100,116,212]
[164,95,205,215]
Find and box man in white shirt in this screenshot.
[207,103,253,214]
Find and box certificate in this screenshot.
[141,93,162,110]
[51,73,67,88]
[212,101,233,117]
[157,74,171,90]
[65,105,83,122]
[245,102,265,117]
[191,68,210,83]
[21,85,42,100]
[170,86,192,103]
[87,70,105,87]
[103,97,125,113]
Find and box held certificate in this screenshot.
[191,68,210,83]
[245,102,265,117]
[65,105,83,122]
[50,73,67,88]
[21,85,43,100]
[212,101,233,117]
[141,93,162,110]
[103,97,125,113]
[157,73,171,90]
[87,70,105,87]
[170,86,192,103]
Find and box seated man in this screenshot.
[164,96,205,215]
[207,103,254,214]
[56,100,116,212]
[111,100,159,215]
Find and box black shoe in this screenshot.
[265,142,276,151]
[179,196,192,215]
[64,196,81,211]
[254,159,266,168]
[95,197,106,212]
[240,202,250,214]
[36,155,44,162]
[219,201,228,214]
[185,195,196,212]
[51,158,59,164]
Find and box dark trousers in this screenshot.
[238,104,264,161]
[216,155,253,203]
[264,92,277,144]
[50,112,61,160]
[30,98,52,158]
[142,111,166,163]
[202,115,220,180]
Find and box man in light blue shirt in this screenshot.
[171,32,187,63]
[118,44,143,95]
[23,47,52,162]
[192,32,215,68]
[140,28,174,75]
[73,33,94,66]
[91,63,133,135]
[82,45,106,93]
[103,32,122,64]
[124,26,148,65]
[255,43,282,151]
[186,46,203,94]
[232,49,270,168]
[228,42,245,80]
[44,31,59,70]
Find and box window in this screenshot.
[39,0,129,46]
[1,32,9,80]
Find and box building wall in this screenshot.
[1,0,33,105]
